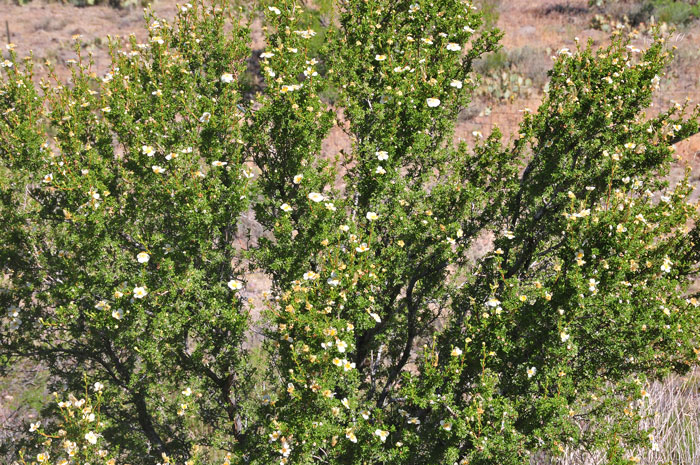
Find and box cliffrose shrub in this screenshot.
[1,1,699,464]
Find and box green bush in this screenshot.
[590,0,700,25]
[2,1,700,464]
[655,0,700,24]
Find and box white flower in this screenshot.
[649,433,660,452]
[260,52,275,59]
[152,165,166,174]
[451,347,462,357]
[661,256,672,273]
[446,43,462,51]
[375,54,387,61]
[137,252,150,263]
[303,271,319,281]
[279,441,291,457]
[281,203,292,212]
[527,366,537,378]
[339,224,350,232]
[560,331,570,343]
[212,160,227,167]
[376,151,389,161]
[93,382,104,392]
[228,279,243,291]
[221,73,234,83]
[375,429,389,442]
[588,278,599,293]
[182,387,192,396]
[293,174,303,184]
[308,192,325,203]
[142,145,156,157]
[133,287,148,299]
[557,48,572,57]
[426,98,441,107]
[29,422,41,432]
[268,6,281,14]
[346,429,358,443]
[43,173,53,183]
[294,29,316,39]
[111,308,124,320]
[486,297,501,308]
[375,166,386,175]
[440,420,452,431]
[336,339,348,353]
[366,211,379,221]
[369,312,381,323]
[84,431,98,445]
[325,202,336,211]
[450,79,463,89]
[199,112,211,123]
[356,243,369,253]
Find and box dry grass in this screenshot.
[531,367,700,465]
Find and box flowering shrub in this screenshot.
[17,381,117,465]
[1,1,700,464]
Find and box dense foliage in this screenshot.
[1,1,699,464]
